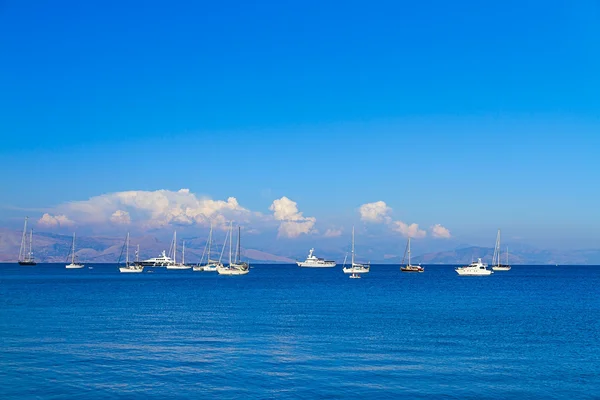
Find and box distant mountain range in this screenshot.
[1,228,599,265]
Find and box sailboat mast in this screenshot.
[126,232,130,265]
[208,223,212,262]
[182,241,185,265]
[351,226,355,265]
[173,231,177,264]
[72,233,76,264]
[229,222,233,265]
[136,244,139,262]
[236,226,241,263]
[408,237,411,266]
[29,229,33,259]
[19,217,28,261]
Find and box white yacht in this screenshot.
[137,250,174,267]
[119,233,144,273]
[455,258,493,276]
[296,248,336,268]
[65,232,85,269]
[342,227,370,275]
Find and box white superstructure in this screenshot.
[137,250,174,266]
[296,248,336,268]
[455,258,493,276]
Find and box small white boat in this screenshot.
[194,223,219,272]
[65,232,84,269]
[166,233,191,270]
[296,248,336,268]
[342,227,370,274]
[456,258,493,276]
[118,233,144,273]
[217,223,250,276]
[491,230,512,271]
[349,273,361,279]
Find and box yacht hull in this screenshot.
[166,265,192,270]
[297,262,336,268]
[217,267,249,275]
[18,261,37,266]
[66,264,85,269]
[455,269,493,276]
[119,267,144,273]
[400,266,424,273]
[343,267,369,274]
[492,266,511,271]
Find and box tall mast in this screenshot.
[29,229,34,260]
[182,240,186,265]
[208,223,212,262]
[19,217,28,261]
[173,231,177,264]
[136,244,139,262]
[408,237,411,266]
[236,226,241,263]
[72,233,76,264]
[229,222,233,265]
[351,226,355,266]
[126,232,130,265]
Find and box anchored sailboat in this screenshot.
[18,217,36,266]
[400,237,424,273]
[166,231,191,270]
[194,223,219,272]
[492,229,511,271]
[342,226,370,275]
[65,233,84,269]
[217,222,249,275]
[119,233,144,273]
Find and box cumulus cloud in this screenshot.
[110,210,131,225]
[431,224,451,239]
[38,213,75,227]
[359,201,392,223]
[392,221,426,238]
[46,189,254,230]
[269,196,316,238]
[324,228,342,238]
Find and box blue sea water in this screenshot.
[1,264,599,399]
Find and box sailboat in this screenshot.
[217,222,249,275]
[18,217,37,266]
[342,226,370,275]
[166,231,191,270]
[193,223,219,272]
[400,237,424,272]
[65,233,84,269]
[119,233,144,273]
[492,229,511,271]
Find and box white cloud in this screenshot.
[110,210,131,225]
[391,221,426,238]
[324,228,342,238]
[43,189,257,231]
[269,196,316,238]
[38,213,75,227]
[431,224,451,239]
[359,201,391,223]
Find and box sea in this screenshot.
[1,263,599,399]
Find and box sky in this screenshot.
[1,0,599,252]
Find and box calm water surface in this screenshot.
[1,264,599,399]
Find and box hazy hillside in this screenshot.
[1,228,599,265]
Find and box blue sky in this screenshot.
[1,0,599,250]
